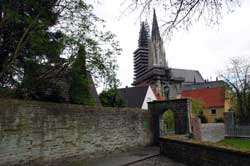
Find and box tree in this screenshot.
[0,0,62,88]
[99,88,126,107]
[124,0,240,37]
[219,56,250,123]
[192,98,207,116]
[69,45,94,105]
[1,0,121,102]
[162,110,175,133]
[54,0,122,89]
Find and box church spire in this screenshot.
[151,9,161,41]
[138,22,150,48]
[148,9,167,68]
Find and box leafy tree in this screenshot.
[69,45,94,105]
[54,0,122,89]
[0,0,62,87]
[191,98,208,123]
[219,56,250,123]
[162,110,175,133]
[124,0,240,37]
[99,88,126,107]
[0,0,121,102]
[192,98,207,116]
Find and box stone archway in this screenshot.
[148,98,192,144]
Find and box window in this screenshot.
[211,108,217,115]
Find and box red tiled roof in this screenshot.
[181,87,225,107]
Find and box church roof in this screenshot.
[118,86,149,108]
[87,72,101,106]
[181,81,225,91]
[170,68,204,84]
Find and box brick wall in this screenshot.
[0,99,152,165]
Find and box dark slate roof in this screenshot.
[118,86,149,108]
[170,68,204,84]
[87,72,101,106]
[181,81,225,91]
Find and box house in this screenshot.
[118,85,157,110]
[181,81,230,122]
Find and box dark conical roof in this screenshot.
[138,22,150,47]
[151,9,161,40]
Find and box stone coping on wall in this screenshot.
[159,137,250,166]
[0,98,145,112]
[160,137,250,154]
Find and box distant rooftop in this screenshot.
[118,86,149,108]
[181,81,225,91]
[170,68,204,84]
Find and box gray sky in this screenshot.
[93,0,250,88]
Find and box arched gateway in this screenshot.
[148,98,192,144]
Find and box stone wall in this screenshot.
[201,123,225,142]
[224,112,250,138]
[191,117,224,142]
[190,116,201,141]
[0,99,152,165]
[160,138,250,166]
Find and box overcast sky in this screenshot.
[93,0,250,89]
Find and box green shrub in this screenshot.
[163,110,175,132]
[0,88,16,98]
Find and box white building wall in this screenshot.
[141,86,157,110]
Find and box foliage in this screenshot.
[215,118,224,123]
[218,138,250,151]
[99,88,126,107]
[69,45,94,105]
[54,0,122,89]
[192,98,207,116]
[0,0,121,103]
[219,56,250,123]
[0,0,62,87]
[162,110,175,132]
[124,0,240,37]
[0,88,16,98]
[198,111,208,123]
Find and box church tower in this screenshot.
[133,10,170,100]
[148,9,167,68]
[133,22,150,82]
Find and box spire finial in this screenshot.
[151,9,160,40]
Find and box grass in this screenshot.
[218,138,250,152]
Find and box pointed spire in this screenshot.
[138,22,150,47]
[151,9,161,40]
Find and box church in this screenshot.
[131,10,204,100]
[117,10,229,122]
